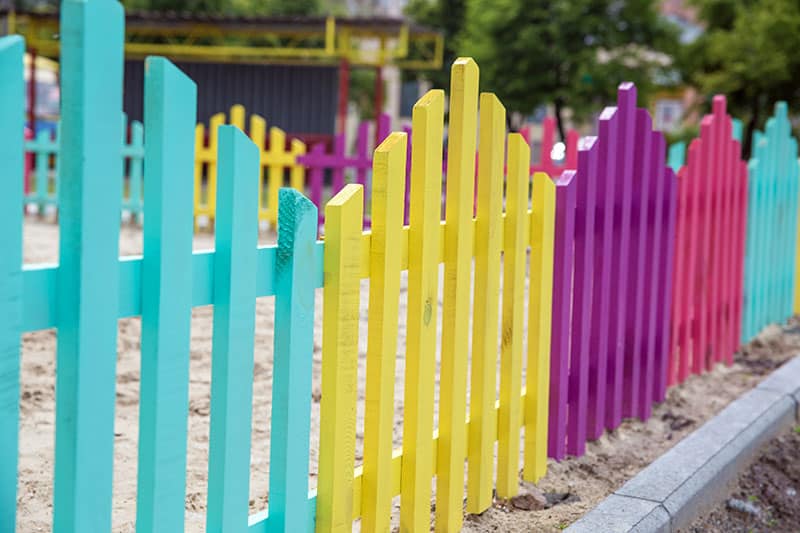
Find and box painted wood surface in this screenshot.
[743,102,799,343]
[0,35,24,533]
[467,92,505,513]
[205,126,259,533]
[669,95,748,386]
[316,184,363,533]
[52,2,125,530]
[437,57,478,533]
[362,132,406,532]
[135,57,197,533]
[269,188,318,532]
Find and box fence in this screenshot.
[523,116,580,177]
[6,2,800,533]
[1,3,559,532]
[669,96,748,385]
[23,114,145,221]
[742,102,799,342]
[547,83,678,459]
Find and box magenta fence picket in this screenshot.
[299,114,391,227]
[549,83,678,459]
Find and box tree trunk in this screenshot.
[743,94,760,161]
[554,97,567,143]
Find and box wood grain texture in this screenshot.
[316,184,363,533]
[436,57,478,533]
[467,92,504,512]
[362,132,406,532]
[268,189,318,532]
[52,2,125,530]
[0,35,24,533]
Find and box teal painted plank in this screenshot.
[206,125,260,533]
[268,188,318,533]
[127,119,145,222]
[34,129,53,210]
[667,141,685,173]
[52,1,125,531]
[732,118,743,143]
[0,34,25,533]
[135,57,197,533]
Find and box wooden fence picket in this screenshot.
[467,92,505,512]
[362,132,407,532]
[205,126,259,532]
[268,188,318,532]
[135,57,196,533]
[0,34,24,533]
[52,1,124,530]
[743,102,799,343]
[669,95,747,385]
[437,57,478,533]
[316,184,363,533]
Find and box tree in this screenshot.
[682,0,800,156]
[405,0,467,90]
[456,0,679,138]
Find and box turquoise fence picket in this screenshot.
[668,141,685,172]
[135,57,197,533]
[0,34,24,533]
[52,1,125,531]
[206,125,260,532]
[268,188,318,532]
[123,116,146,222]
[742,102,799,342]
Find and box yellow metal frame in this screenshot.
[6,11,443,69]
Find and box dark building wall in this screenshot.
[123,60,338,135]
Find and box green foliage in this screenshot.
[456,0,679,135]
[683,0,800,155]
[122,0,321,15]
[404,0,467,89]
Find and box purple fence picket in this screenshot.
[547,171,577,460]
[550,82,678,458]
[565,137,598,456]
[586,107,617,440]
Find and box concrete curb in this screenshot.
[566,356,800,533]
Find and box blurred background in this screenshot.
[1,0,797,159]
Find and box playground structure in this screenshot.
[4,1,800,532]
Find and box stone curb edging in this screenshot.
[566,355,800,533]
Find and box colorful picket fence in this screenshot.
[523,116,580,177]
[299,113,391,226]
[547,83,678,458]
[23,114,145,220]
[741,102,800,342]
[192,104,307,229]
[669,96,748,385]
[1,3,561,532]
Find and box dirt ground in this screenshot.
[684,428,800,533]
[15,216,800,532]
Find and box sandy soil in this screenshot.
[15,216,800,532]
[685,427,800,533]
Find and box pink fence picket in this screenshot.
[527,116,579,178]
[669,96,748,385]
[548,83,678,459]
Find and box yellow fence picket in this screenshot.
[192,105,306,229]
[400,89,444,532]
[524,172,557,482]
[316,184,364,533]
[497,133,529,497]
[467,92,506,513]
[437,57,479,533]
[362,132,407,532]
